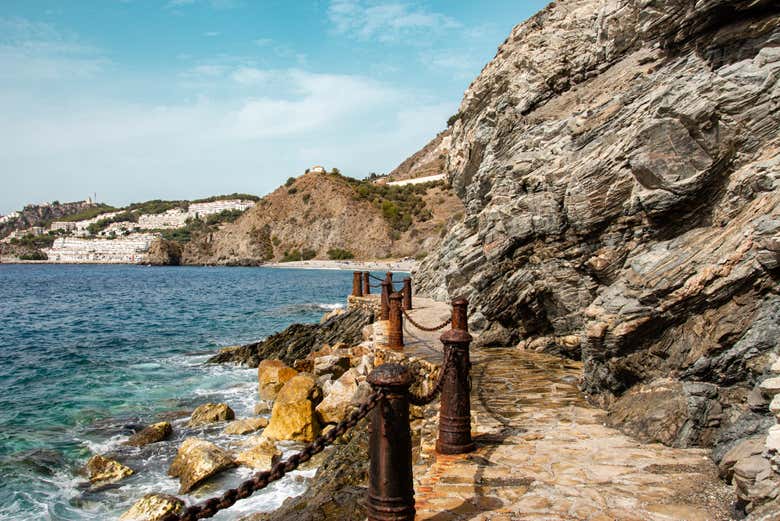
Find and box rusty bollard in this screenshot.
[436,298,475,454]
[352,271,363,297]
[385,271,394,292]
[402,277,412,310]
[363,271,371,295]
[388,292,404,351]
[367,364,416,521]
[380,280,390,321]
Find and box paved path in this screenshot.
[391,302,734,520]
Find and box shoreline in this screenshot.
[262,259,417,272]
[0,258,418,272]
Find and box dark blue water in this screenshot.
[0,265,374,520]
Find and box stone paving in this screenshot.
[395,301,735,521]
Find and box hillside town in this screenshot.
[0,198,256,263]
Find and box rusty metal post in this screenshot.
[352,271,363,297]
[385,271,394,292]
[380,280,390,321]
[367,364,415,521]
[402,277,412,310]
[388,292,404,351]
[363,271,371,295]
[436,298,475,455]
[451,298,468,331]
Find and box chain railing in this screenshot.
[407,346,453,406]
[401,308,451,332]
[150,298,474,521]
[161,391,383,521]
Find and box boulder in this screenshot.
[125,422,172,447]
[321,308,345,323]
[85,455,133,486]
[188,403,235,427]
[257,360,298,401]
[718,437,765,481]
[167,437,235,494]
[316,370,360,424]
[313,355,351,379]
[224,417,268,435]
[261,374,321,442]
[120,493,184,521]
[235,439,282,470]
[760,377,780,397]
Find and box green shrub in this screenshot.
[19,250,48,261]
[302,193,311,204]
[447,112,461,126]
[287,187,298,195]
[327,248,354,260]
[285,177,296,187]
[301,248,316,260]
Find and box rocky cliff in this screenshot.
[415,0,779,513]
[181,170,462,265]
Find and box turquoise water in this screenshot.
[0,264,374,520]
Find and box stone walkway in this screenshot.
[394,302,735,521]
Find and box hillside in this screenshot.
[411,0,779,515]
[0,200,102,239]
[385,129,451,182]
[179,170,463,265]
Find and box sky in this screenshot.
[0,0,549,214]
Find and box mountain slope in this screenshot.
[180,170,462,265]
[414,0,779,513]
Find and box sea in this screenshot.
[0,264,382,520]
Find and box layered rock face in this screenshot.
[416,0,779,483]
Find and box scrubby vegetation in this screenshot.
[191,193,259,203]
[334,172,436,232]
[9,233,57,249]
[56,204,116,222]
[249,224,274,261]
[327,247,355,260]
[281,248,316,262]
[87,211,139,235]
[125,200,187,215]
[19,250,48,261]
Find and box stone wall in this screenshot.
[347,295,382,316]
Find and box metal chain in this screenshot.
[402,308,452,332]
[407,347,454,406]
[162,390,384,521]
[368,274,386,282]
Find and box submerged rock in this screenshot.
[125,422,172,447]
[262,374,321,442]
[188,403,235,427]
[120,493,184,521]
[207,308,374,367]
[257,360,298,401]
[85,454,133,486]
[167,437,234,494]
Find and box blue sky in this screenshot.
[0,0,548,214]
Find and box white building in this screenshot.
[45,234,158,264]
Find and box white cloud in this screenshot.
[165,0,243,9]
[327,0,461,42]
[0,57,454,212]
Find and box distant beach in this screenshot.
[263,259,417,272]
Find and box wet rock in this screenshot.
[207,308,374,367]
[261,374,321,442]
[188,403,235,427]
[85,454,133,486]
[320,308,345,324]
[257,360,298,401]
[235,439,282,470]
[246,418,370,521]
[120,493,184,521]
[125,422,172,447]
[144,238,182,266]
[167,437,235,494]
[224,417,268,435]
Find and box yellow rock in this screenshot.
[119,493,184,521]
[257,359,298,401]
[188,402,235,427]
[167,437,234,494]
[85,454,133,486]
[224,417,268,435]
[261,374,321,442]
[235,439,282,470]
